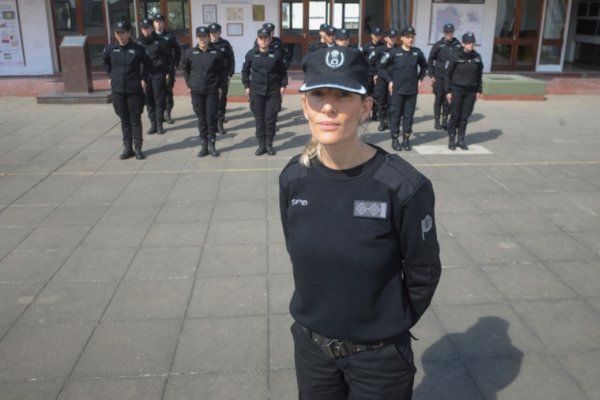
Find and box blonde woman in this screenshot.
[279,47,442,399]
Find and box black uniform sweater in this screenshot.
[379,46,428,95]
[182,44,226,94]
[427,37,462,78]
[279,146,441,342]
[445,49,484,94]
[102,40,151,94]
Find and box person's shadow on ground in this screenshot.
[413,317,523,400]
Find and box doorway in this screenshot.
[492,0,544,70]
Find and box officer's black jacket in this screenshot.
[181,44,227,94]
[427,37,462,78]
[308,40,326,52]
[444,49,484,93]
[156,30,181,68]
[371,44,396,82]
[279,146,441,342]
[379,46,427,95]
[102,40,151,94]
[136,32,172,78]
[211,37,236,77]
[241,47,288,96]
[360,40,383,75]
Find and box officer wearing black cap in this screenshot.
[182,26,227,157]
[309,23,330,52]
[335,28,351,47]
[445,32,483,151]
[102,20,152,160]
[242,28,288,155]
[263,22,291,67]
[153,13,181,125]
[428,23,462,131]
[360,26,384,121]
[379,26,427,151]
[373,28,399,132]
[208,23,235,135]
[281,46,441,400]
[137,18,172,135]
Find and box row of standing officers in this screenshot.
[102,18,482,160]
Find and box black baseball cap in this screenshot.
[386,29,398,38]
[196,26,209,36]
[141,18,153,28]
[263,22,275,32]
[401,26,416,36]
[462,32,476,43]
[325,26,337,35]
[114,20,131,32]
[372,27,383,35]
[336,29,349,40]
[319,23,330,31]
[300,47,369,95]
[257,28,270,37]
[443,23,455,32]
[209,23,222,32]
[153,13,165,21]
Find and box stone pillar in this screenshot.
[59,36,93,93]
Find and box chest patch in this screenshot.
[353,200,388,219]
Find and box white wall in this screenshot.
[414,0,497,73]
[191,0,279,73]
[0,0,57,76]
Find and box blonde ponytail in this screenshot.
[300,137,320,167]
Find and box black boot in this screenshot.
[157,120,165,134]
[217,119,226,135]
[378,119,388,132]
[134,141,145,160]
[119,141,134,160]
[165,110,174,124]
[401,133,412,151]
[441,114,448,130]
[147,121,157,135]
[208,137,220,157]
[448,130,457,150]
[198,138,209,157]
[266,136,276,155]
[391,133,401,151]
[434,114,441,130]
[457,130,468,150]
[255,136,266,156]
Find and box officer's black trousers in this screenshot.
[291,322,415,400]
[389,93,418,134]
[432,77,450,116]
[448,88,477,133]
[145,77,166,126]
[112,91,144,144]
[217,79,229,121]
[374,79,389,122]
[165,68,176,113]
[250,91,281,141]
[191,91,218,140]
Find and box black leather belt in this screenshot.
[300,325,401,359]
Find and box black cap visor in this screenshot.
[300,76,366,95]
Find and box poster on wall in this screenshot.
[0,0,25,67]
[429,2,484,44]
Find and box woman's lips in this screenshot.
[317,121,340,131]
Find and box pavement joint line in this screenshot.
[1,159,599,177]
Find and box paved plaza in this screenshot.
[0,93,599,400]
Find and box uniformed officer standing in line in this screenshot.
[137,18,172,135]
[445,32,483,151]
[427,23,462,130]
[242,28,288,156]
[280,46,441,400]
[322,25,337,48]
[153,14,181,125]
[379,26,427,151]
[102,20,151,160]
[373,28,399,132]
[208,23,235,135]
[308,23,329,52]
[335,29,351,47]
[360,26,383,121]
[182,26,227,157]
[263,22,292,67]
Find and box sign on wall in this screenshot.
[429,1,484,44]
[0,0,25,66]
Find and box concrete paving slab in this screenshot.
[53,247,136,282]
[205,219,267,245]
[95,203,161,226]
[269,368,299,400]
[432,266,506,306]
[163,371,268,400]
[142,221,209,248]
[81,223,149,250]
[40,204,108,226]
[0,226,33,251]
[58,377,165,400]
[268,274,295,315]
[413,359,482,400]
[63,174,134,206]
[14,225,91,252]
[125,246,201,280]
[517,232,599,262]
[269,314,295,370]
[267,243,293,275]
[154,200,214,222]
[212,199,267,221]
[0,282,44,325]
[0,204,54,227]
[453,234,537,265]
[197,243,267,277]
[558,349,600,400]
[0,379,65,400]
[546,260,600,298]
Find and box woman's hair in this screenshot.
[299,93,369,168]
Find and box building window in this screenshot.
[333,0,360,31]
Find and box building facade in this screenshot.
[0,0,597,77]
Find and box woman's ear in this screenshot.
[362,96,374,120]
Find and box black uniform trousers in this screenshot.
[165,67,176,113]
[217,78,229,122]
[145,76,167,126]
[112,91,144,145]
[432,76,450,117]
[448,88,477,134]
[191,91,219,141]
[291,322,416,400]
[389,93,418,135]
[374,79,390,123]
[250,90,281,143]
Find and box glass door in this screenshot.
[282,0,331,67]
[493,0,544,70]
[538,0,569,70]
